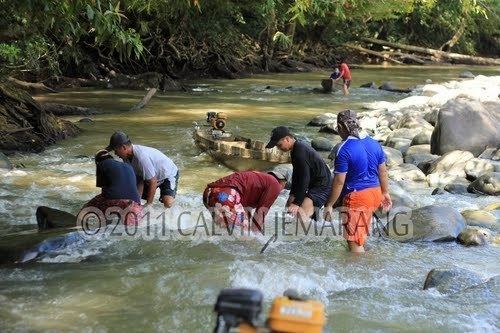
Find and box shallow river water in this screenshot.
[1,66,499,332]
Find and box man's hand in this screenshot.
[287,203,300,217]
[381,192,392,212]
[323,205,334,222]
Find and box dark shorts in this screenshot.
[343,79,351,88]
[142,171,180,202]
[306,185,331,208]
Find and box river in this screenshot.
[1,66,499,332]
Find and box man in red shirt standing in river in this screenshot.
[332,57,352,95]
[203,170,290,231]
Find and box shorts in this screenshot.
[202,187,248,228]
[82,194,143,226]
[142,171,179,202]
[340,187,382,246]
[343,79,351,88]
[305,185,331,208]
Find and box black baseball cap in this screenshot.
[106,131,131,151]
[266,126,292,149]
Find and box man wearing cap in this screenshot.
[266,126,332,220]
[203,170,290,230]
[323,110,392,253]
[81,150,142,225]
[106,132,179,208]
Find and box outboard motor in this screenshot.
[213,288,263,333]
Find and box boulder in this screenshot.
[311,137,334,152]
[382,146,403,168]
[459,71,475,79]
[395,96,431,110]
[427,90,460,108]
[307,113,336,127]
[378,82,412,93]
[372,126,392,142]
[444,183,470,195]
[406,145,430,156]
[385,137,411,155]
[410,130,433,146]
[458,227,492,246]
[388,163,427,183]
[360,82,377,89]
[427,173,469,188]
[395,114,433,131]
[431,188,446,195]
[427,150,474,177]
[430,98,500,156]
[376,114,398,128]
[0,152,12,170]
[318,123,338,134]
[385,128,422,142]
[421,84,448,97]
[423,268,483,294]
[461,209,498,231]
[423,108,440,126]
[467,172,500,196]
[464,158,494,180]
[386,205,466,242]
[405,153,439,167]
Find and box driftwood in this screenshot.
[361,38,500,66]
[130,88,158,111]
[345,44,404,64]
[8,77,57,94]
[41,103,100,116]
[382,51,426,64]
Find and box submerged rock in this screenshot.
[431,188,446,195]
[458,227,492,246]
[307,113,336,127]
[36,206,77,230]
[379,82,412,93]
[467,172,500,196]
[360,82,377,89]
[387,205,466,242]
[78,117,94,124]
[459,71,475,79]
[423,268,483,294]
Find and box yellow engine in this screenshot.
[207,112,228,130]
[268,294,325,333]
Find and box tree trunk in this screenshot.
[344,44,404,64]
[41,103,100,116]
[8,77,57,94]
[440,20,466,52]
[130,88,157,111]
[361,38,500,66]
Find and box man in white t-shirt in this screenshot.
[106,131,179,208]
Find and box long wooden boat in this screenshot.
[193,125,291,171]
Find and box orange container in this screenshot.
[268,296,325,333]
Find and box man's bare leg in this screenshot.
[161,195,174,208]
[347,241,365,253]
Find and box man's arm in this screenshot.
[144,177,158,205]
[290,157,310,206]
[323,173,346,220]
[252,183,282,230]
[378,163,392,211]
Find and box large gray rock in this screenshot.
[410,130,433,146]
[406,144,430,156]
[427,150,474,177]
[395,114,433,131]
[311,137,334,152]
[430,98,500,156]
[0,152,12,170]
[424,108,440,126]
[318,123,338,134]
[385,137,412,155]
[467,172,500,196]
[307,113,336,127]
[423,268,483,294]
[464,158,495,180]
[405,153,439,166]
[382,146,403,168]
[387,205,466,242]
[458,227,492,246]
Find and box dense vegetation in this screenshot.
[0,0,498,80]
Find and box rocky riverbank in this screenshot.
[307,75,500,246]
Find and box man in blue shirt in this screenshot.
[324,110,392,253]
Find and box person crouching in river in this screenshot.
[323,110,392,253]
[203,170,290,231]
[81,150,142,225]
[266,126,332,222]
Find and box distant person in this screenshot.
[323,110,392,253]
[106,132,179,208]
[81,150,142,225]
[266,126,332,221]
[332,57,352,95]
[203,170,290,230]
[330,68,341,80]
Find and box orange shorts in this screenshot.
[341,187,382,246]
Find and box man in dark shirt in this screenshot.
[203,170,290,230]
[81,150,142,225]
[266,126,332,220]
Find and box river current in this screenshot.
[1,66,499,332]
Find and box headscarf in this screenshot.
[337,109,361,138]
